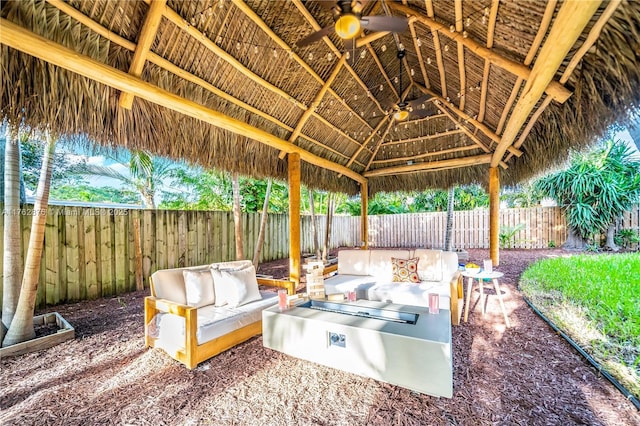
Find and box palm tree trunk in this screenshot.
[604,221,620,251]
[2,125,23,341]
[322,193,334,263]
[232,172,244,260]
[3,134,56,347]
[444,186,455,251]
[253,179,272,268]
[309,190,321,260]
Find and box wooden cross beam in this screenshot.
[118,0,166,109]
[364,154,492,177]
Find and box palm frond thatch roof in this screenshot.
[1,0,639,195]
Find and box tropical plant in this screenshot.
[501,182,545,208]
[614,229,640,249]
[499,223,526,249]
[73,149,176,208]
[535,140,640,250]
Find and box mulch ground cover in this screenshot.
[1,248,638,425]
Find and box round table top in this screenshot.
[461,270,504,279]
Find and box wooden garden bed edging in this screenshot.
[0,312,75,358]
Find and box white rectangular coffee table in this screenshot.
[262,299,452,398]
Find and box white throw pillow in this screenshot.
[183,269,216,308]
[211,264,262,308]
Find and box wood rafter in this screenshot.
[365,121,394,171]
[291,0,386,116]
[299,135,366,169]
[504,0,621,162]
[355,31,390,48]
[408,18,430,89]
[231,0,373,142]
[424,0,447,99]
[312,113,374,155]
[364,154,492,177]
[367,44,398,99]
[46,0,293,132]
[119,0,166,109]
[391,2,572,103]
[454,0,466,111]
[382,129,463,146]
[477,0,499,123]
[342,117,390,174]
[496,0,556,135]
[491,0,602,167]
[373,144,477,165]
[435,103,489,153]
[0,18,367,184]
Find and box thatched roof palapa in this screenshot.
[1,0,639,195]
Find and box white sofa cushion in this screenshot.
[183,269,216,308]
[367,282,451,308]
[324,274,378,296]
[151,265,210,305]
[337,250,370,275]
[369,249,410,282]
[413,249,443,282]
[211,264,262,308]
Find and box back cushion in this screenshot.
[413,249,443,282]
[338,250,371,275]
[441,251,459,277]
[151,265,208,305]
[369,249,410,282]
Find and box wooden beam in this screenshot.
[496,0,556,135]
[311,113,373,154]
[281,55,346,158]
[46,0,293,133]
[367,44,398,99]
[435,103,490,153]
[361,181,369,249]
[159,3,307,110]
[454,0,466,111]
[364,154,492,177]
[415,83,502,146]
[560,0,621,84]
[382,129,463,146]
[477,0,499,123]
[491,0,602,167]
[355,31,390,48]
[364,121,394,171]
[373,144,477,165]
[0,19,367,185]
[119,0,166,109]
[489,167,500,266]
[408,19,430,89]
[288,153,301,287]
[390,2,572,103]
[345,117,389,169]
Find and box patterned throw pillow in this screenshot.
[391,257,420,283]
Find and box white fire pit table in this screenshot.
[262,299,453,398]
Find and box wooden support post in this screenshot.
[288,153,301,288]
[489,167,500,266]
[361,181,369,249]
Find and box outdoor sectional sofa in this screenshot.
[144,260,293,369]
[324,249,464,325]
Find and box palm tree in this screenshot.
[2,124,23,342]
[444,186,455,251]
[3,133,56,346]
[535,140,640,250]
[74,149,175,208]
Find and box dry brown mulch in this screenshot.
[1,249,639,425]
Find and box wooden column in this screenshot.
[489,167,500,266]
[288,153,301,288]
[361,181,369,249]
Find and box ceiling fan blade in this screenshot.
[296,25,336,47]
[360,15,408,33]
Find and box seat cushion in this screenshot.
[367,281,451,308]
[324,274,377,299]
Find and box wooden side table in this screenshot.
[462,271,510,327]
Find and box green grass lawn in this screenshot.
[519,252,640,399]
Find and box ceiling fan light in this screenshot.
[335,14,361,39]
[393,110,409,121]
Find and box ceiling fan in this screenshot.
[391,50,434,121]
[296,1,408,62]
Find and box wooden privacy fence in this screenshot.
[0,206,359,309]
[1,204,638,309]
